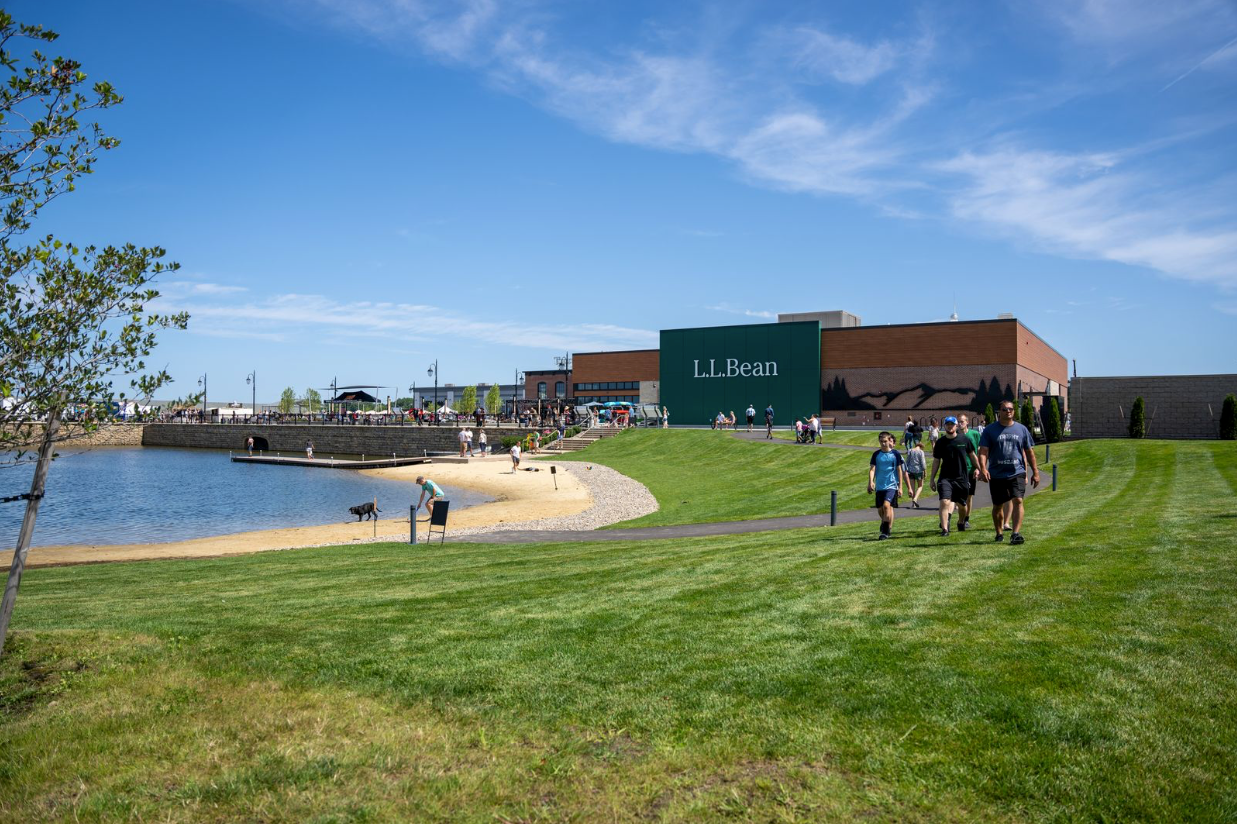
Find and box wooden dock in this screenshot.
[231,454,433,469]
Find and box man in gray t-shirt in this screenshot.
[978,401,1040,545]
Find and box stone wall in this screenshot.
[141,423,540,454]
[1071,375,1237,439]
[3,422,146,449]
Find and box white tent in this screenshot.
[437,405,456,415]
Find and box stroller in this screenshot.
[795,420,816,444]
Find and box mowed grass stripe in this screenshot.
[2,440,1235,822]
[553,429,875,527]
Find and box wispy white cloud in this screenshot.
[290,0,1237,290]
[1035,0,1235,50]
[166,281,249,296]
[1161,34,1237,92]
[937,145,1237,287]
[152,288,659,352]
[778,26,903,85]
[707,303,776,320]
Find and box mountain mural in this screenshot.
[821,374,1014,412]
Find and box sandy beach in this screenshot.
[15,456,592,568]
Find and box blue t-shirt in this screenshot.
[870,449,905,490]
[979,422,1035,479]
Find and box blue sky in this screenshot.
[14,0,1237,404]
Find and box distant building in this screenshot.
[533,310,1068,424]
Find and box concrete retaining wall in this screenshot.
[1071,375,1236,439]
[141,423,541,454]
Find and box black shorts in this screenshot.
[875,489,899,508]
[989,474,1026,506]
[938,478,970,504]
[968,470,979,493]
[746,415,755,424]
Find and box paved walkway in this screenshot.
[466,437,1046,544]
[728,430,872,450]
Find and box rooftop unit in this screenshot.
[777,310,862,328]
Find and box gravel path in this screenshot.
[445,461,659,539]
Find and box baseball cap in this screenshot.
[944,415,958,424]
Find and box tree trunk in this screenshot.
[0,407,60,658]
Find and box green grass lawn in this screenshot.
[770,429,884,446]
[552,429,877,527]
[2,439,1236,822]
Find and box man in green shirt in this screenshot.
[959,414,982,531]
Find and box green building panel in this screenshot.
[659,321,822,425]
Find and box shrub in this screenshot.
[1129,397,1146,439]
[1220,393,1236,440]
[984,403,996,427]
[500,436,522,449]
[1042,396,1063,443]
[1019,397,1034,429]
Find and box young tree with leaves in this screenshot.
[278,387,296,414]
[304,387,321,414]
[1221,394,1236,440]
[485,383,502,417]
[459,385,478,416]
[1,13,189,657]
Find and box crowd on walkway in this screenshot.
[868,401,1040,543]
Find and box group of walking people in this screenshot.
[868,401,1040,542]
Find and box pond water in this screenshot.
[0,446,491,547]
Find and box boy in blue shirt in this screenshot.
[868,431,906,540]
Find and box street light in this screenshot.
[513,369,524,421]
[427,360,438,423]
[197,373,207,418]
[554,352,571,410]
[245,370,256,419]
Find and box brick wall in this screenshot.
[1071,375,1237,439]
[142,423,541,454]
[821,320,1019,368]
[572,349,659,384]
[523,370,568,400]
[1016,322,1069,388]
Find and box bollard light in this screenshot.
[830,490,838,527]
[1052,464,1058,492]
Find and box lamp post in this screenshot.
[197,374,207,419]
[427,360,438,424]
[513,369,524,422]
[554,352,570,411]
[245,370,256,420]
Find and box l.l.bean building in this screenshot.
[564,310,1068,425]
